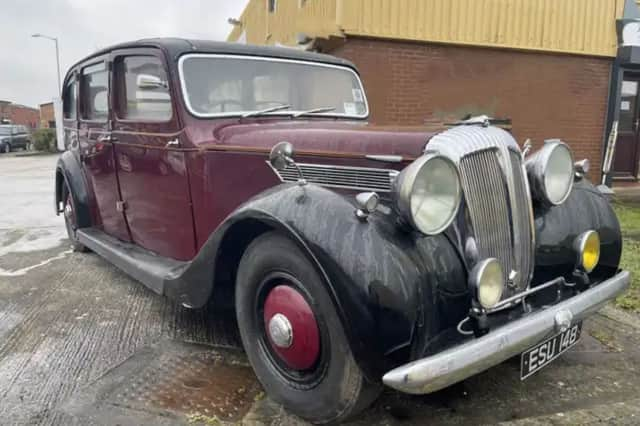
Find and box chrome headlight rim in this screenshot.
[393,153,462,236]
[526,140,575,206]
[469,258,505,309]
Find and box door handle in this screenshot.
[166,139,180,148]
[97,134,118,143]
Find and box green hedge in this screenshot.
[32,128,57,152]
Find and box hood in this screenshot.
[197,119,446,160]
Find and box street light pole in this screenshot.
[32,33,61,97]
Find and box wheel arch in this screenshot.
[166,184,467,381]
[54,151,91,228]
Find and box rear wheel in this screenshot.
[62,183,88,252]
[235,232,380,424]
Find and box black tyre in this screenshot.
[62,183,88,252]
[236,232,380,424]
[2,143,10,154]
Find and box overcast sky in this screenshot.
[0,0,248,108]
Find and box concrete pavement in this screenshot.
[1,154,640,425]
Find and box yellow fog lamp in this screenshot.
[574,230,600,273]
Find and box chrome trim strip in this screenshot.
[177,53,370,119]
[365,154,404,163]
[382,270,630,394]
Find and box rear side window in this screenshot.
[80,62,109,121]
[115,56,172,121]
[63,80,77,119]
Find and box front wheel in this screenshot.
[236,232,380,424]
[62,183,88,252]
[2,143,10,153]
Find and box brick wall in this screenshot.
[332,37,613,180]
[39,103,55,128]
[0,103,39,129]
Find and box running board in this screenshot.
[76,228,188,295]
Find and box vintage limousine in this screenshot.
[54,38,629,423]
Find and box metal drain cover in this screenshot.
[110,349,262,421]
[62,341,264,424]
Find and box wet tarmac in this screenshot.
[2,154,640,425]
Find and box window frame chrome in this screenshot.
[177,53,370,120]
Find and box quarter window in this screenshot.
[80,62,109,121]
[115,56,172,121]
[63,80,77,119]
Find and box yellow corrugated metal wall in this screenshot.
[229,0,625,57]
[228,0,340,45]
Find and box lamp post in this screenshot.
[32,33,61,97]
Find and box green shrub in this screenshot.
[32,128,57,152]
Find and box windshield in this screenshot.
[179,54,368,118]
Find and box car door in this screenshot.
[78,58,131,242]
[110,49,196,261]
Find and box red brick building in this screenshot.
[39,102,55,129]
[228,0,640,183]
[0,101,39,129]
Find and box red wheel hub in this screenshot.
[263,284,320,370]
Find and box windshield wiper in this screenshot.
[242,104,292,118]
[292,107,336,118]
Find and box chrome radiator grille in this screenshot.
[274,162,398,192]
[458,149,533,293]
[426,125,535,295]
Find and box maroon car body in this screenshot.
[54,38,629,423]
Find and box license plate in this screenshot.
[520,322,582,380]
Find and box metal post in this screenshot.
[54,38,61,97]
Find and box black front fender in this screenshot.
[168,183,467,380]
[532,179,622,285]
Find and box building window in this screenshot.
[299,0,306,7]
[268,0,276,13]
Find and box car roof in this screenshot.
[69,37,357,72]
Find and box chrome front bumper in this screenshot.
[382,270,630,394]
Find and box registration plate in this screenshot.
[520,322,582,380]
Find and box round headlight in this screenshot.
[394,154,461,235]
[574,230,600,273]
[526,141,574,206]
[470,258,504,309]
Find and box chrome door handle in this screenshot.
[166,139,180,148]
[97,134,117,143]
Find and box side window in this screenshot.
[80,62,109,121]
[115,56,172,121]
[63,80,77,119]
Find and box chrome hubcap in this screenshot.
[64,203,73,219]
[268,313,293,348]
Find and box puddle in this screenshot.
[111,349,263,422]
